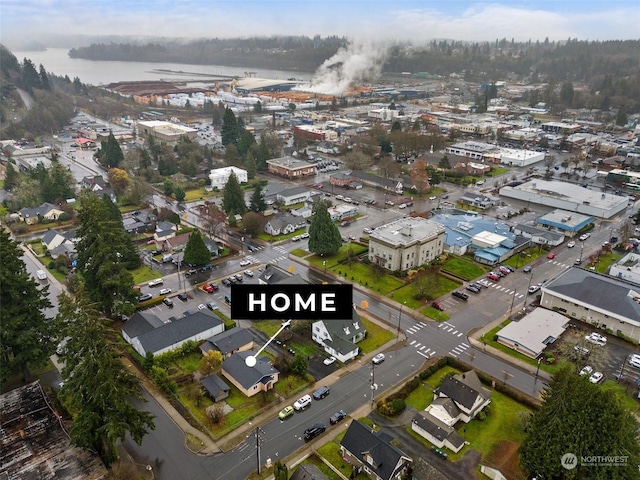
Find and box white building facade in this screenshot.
[209,166,248,189]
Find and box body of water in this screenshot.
[13,48,314,86]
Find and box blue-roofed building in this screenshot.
[431,210,530,265]
[534,209,595,238]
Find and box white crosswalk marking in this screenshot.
[410,340,416,345]
[461,342,469,348]
[417,350,431,359]
[457,332,463,337]
[414,343,421,348]
[451,330,458,335]
[420,345,426,350]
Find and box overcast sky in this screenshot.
[2,0,638,48]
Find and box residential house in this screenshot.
[276,186,311,206]
[290,464,330,480]
[200,374,231,402]
[312,309,366,362]
[0,381,107,480]
[208,166,248,189]
[258,264,296,285]
[80,174,117,203]
[200,328,254,358]
[162,232,191,253]
[41,228,75,251]
[512,224,564,247]
[221,351,279,397]
[434,370,491,424]
[411,409,466,453]
[340,420,412,480]
[122,310,224,357]
[18,202,64,224]
[154,220,178,244]
[264,214,305,236]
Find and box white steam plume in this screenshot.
[299,40,389,96]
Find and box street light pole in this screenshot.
[370,363,377,408]
[535,357,541,377]
[509,289,518,318]
[397,302,406,337]
[323,260,327,274]
[523,272,534,310]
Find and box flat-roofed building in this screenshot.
[137,120,198,143]
[534,209,595,237]
[609,252,640,286]
[267,156,316,179]
[499,179,628,219]
[209,166,248,189]
[369,217,445,271]
[496,308,568,358]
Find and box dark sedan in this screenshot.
[330,410,347,425]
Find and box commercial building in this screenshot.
[499,179,629,219]
[369,217,445,271]
[608,252,640,286]
[267,156,316,179]
[137,120,198,143]
[540,268,640,340]
[208,166,248,189]
[496,308,568,358]
[534,209,595,237]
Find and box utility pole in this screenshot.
[370,363,377,408]
[509,289,518,318]
[397,302,406,337]
[256,426,265,474]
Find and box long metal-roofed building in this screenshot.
[499,179,629,219]
[232,77,301,93]
[540,267,640,340]
[368,217,445,271]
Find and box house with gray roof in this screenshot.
[200,328,254,358]
[264,213,305,236]
[540,267,640,339]
[122,310,224,356]
[221,351,279,397]
[513,224,564,247]
[340,420,412,480]
[42,228,76,252]
[290,464,330,480]
[200,374,230,402]
[312,308,366,362]
[18,202,64,224]
[153,220,178,243]
[351,170,403,194]
[411,410,466,453]
[258,264,293,285]
[276,185,311,206]
[459,191,499,210]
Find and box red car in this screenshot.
[203,283,218,293]
[431,301,444,311]
[487,273,500,281]
[547,252,557,259]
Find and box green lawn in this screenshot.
[253,320,284,338]
[502,247,546,269]
[291,248,309,258]
[441,257,488,280]
[317,441,369,480]
[257,229,306,243]
[429,275,462,299]
[600,379,640,415]
[332,263,405,294]
[590,251,622,273]
[307,244,368,269]
[421,306,450,321]
[131,264,163,285]
[486,167,509,177]
[183,187,210,202]
[357,318,396,353]
[28,240,46,255]
[273,374,310,397]
[405,365,464,410]
[388,284,427,310]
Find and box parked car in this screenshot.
[138,293,153,303]
[163,297,174,308]
[528,285,541,294]
[574,258,581,265]
[244,269,254,277]
[523,266,532,273]
[452,291,469,301]
[206,302,218,311]
[278,406,294,420]
[574,345,590,357]
[567,241,576,248]
[431,301,444,311]
[178,293,188,301]
[200,264,213,272]
[148,278,164,287]
[185,269,197,277]
[372,353,385,364]
[330,410,347,425]
[159,288,172,295]
[228,276,238,284]
[470,282,485,290]
[293,394,312,411]
[340,220,350,227]
[398,203,407,209]
[363,227,373,234]
[198,303,207,311]
[323,356,336,366]
[312,386,330,400]
[487,273,500,281]
[240,260,251,267]
[579,365,593,376]
[303,423,326,441]
[585,332,607,346]
[466,285,481,294]
[579,233,591,241]
[498,266,511,275]
[589,371,604,384]
[203,283,218,293]
[546,252,557,259]
[224,295,231,305]
[222,278,231,287]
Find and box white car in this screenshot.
[429,196,437,200]
[240,260,251,267]
[585,332,607,346]
[323,356,336,366]
[197,303,207,311]
[398,203,407,209]
[159,288,172,296]
[244,269,254,277]
[528,285,540,294]
[148,278,164,287]
[589,371,604,384]
[363,228,373,234]
[567,241,576,248]
[579,233,591,241]
[579,365,593,376]
[372,353,385,365]
[293,394,312,411]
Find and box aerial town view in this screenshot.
[2,1,640,479]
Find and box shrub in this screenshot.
[377,398,406,416]
[149,366,177,393]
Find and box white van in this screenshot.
[293,394,312,411]
[36,270,47,281]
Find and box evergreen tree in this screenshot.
[238,129,256,157]
[38,64,51,90]
[41,157,75,203]
[308,201,342,256]
[174,186,186,202]
[21,58,41,93]
[438,155,451,169]
[163,179,174,196]
[0,229,53,383]
[3,162,18,191]
[249,184,266,212]
[183,229,211,266]
[221,108,240,147]
[222,172,247,216]
[616,108,628,126]
[244,151,257,179]
[519,365,640,479]
[57,290,155,462]
[273,461,288,480]
[102,195,140,269]
[97,131,124,168]
[75,194,138,317]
